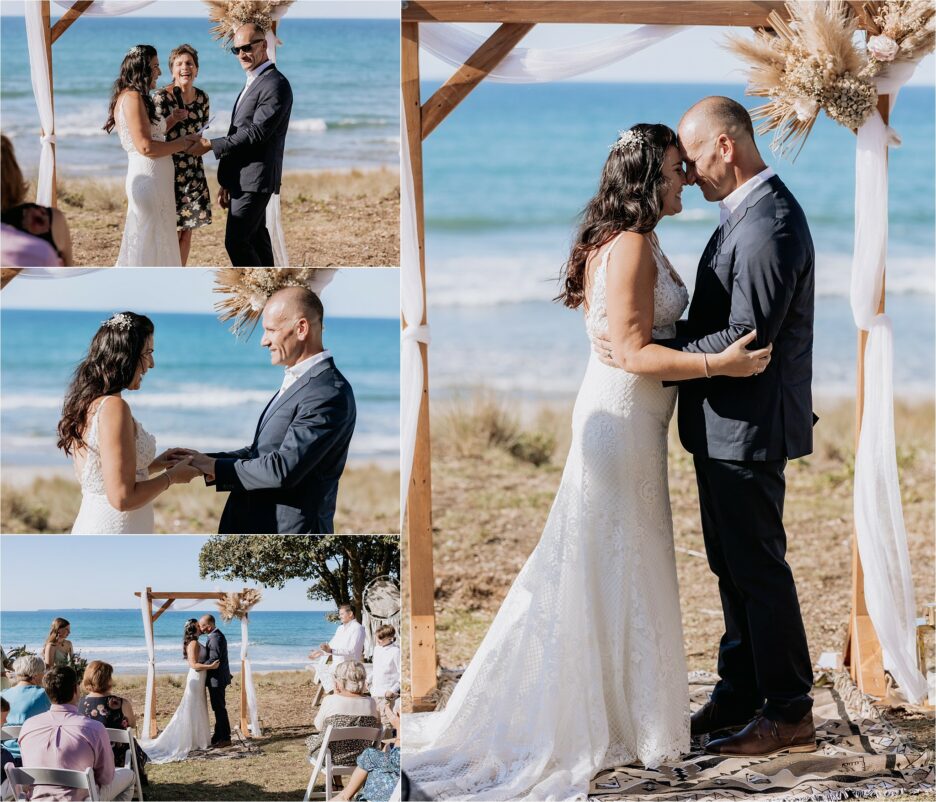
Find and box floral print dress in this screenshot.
[77,694,149,772]
[153,86,212,230]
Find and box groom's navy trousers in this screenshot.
[663,175,816,723]
[227,190,274,267]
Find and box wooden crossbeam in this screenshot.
[50,0,93,44]
[403,1,790,26]
[151,599,175,624]
[134,592,227,600]
[421,22,535,140]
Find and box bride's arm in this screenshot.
[186,640,220,671]
[121,92,193,159]
[605,233,769,381]
[98,398,199,511]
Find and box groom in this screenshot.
[667,97,817,757]
[193,21,292,266]
[180,287,356,533]
[199,615,232,749]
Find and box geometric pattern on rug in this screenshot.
[589,672,934,801]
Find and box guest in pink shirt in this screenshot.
[17,666,134,801]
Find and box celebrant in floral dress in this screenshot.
[154,44,212,265]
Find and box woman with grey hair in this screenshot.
[0,655,51,761]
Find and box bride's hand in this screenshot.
[151,447,193,472]
[166,457,201,486]
[710,330,772,377]
[591,332,616,367]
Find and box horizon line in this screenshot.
[0,307,397,319]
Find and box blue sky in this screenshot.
[0,0,399,19]
[0,268,398,317]
[419,24,935,86]
[0,536,337,610]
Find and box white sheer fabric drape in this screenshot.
[240,615,262,736]
[54,1,154,15]
[400,24,686,519]
[140,590,156,740]
[14,268,103,278]
[264,4,292,266]
[24,2,57,206]
[851,60,927,704]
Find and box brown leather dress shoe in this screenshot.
[705,712,816,757]
[690,701,752,737]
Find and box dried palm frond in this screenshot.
[214,268,324,336]
[204,0,295,44]
[725,0,877,158]
[217,589,263,622]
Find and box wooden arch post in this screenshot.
[135,588,255,738]
[402,0,888,702]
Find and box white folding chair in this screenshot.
[5,764,98,801]
[302,725,381,801]
[106,728,144,802]
[0,726,21,741]
[311,654,332,710]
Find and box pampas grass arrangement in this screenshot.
[214,268,324,336]
[204,0,295,43]
[217,588,263,622]
[864,1,935,70]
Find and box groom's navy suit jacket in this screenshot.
[663,175,816,461]
[207,357,356,534]
[211,64,292,195]
[205,629,232,689]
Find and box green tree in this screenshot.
[198,536,399,620]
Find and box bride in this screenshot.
[402,124,773,800]
[139,619,218,763]
[58,311,200,534]
[104,45,199,267]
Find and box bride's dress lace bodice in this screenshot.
[70,396,157,534]
[116,100,167,153]
[404,233,692,800]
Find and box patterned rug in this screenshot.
[589,672,934,801]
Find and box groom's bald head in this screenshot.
[261,287,325,367]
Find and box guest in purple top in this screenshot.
[1,655,50,760]
[17,666,135,801]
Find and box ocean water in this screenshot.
[0,609,335,673]
[0,309,399,466]
[421,81,935,398]
[0,16,399,175]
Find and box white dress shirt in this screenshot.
[328,618,365,665]
[278,349,331,397]
[370,641,401,698]
[234,59,274,115]
[719,166,776,225]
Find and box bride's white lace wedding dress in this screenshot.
[403,232,692,801]
[139,642,211,763]
[115,96,181,267]
[71,396,156,534]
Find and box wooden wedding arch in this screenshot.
[134,587,255,739]
[402,0,891,709]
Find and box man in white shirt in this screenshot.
[310,604,366,665]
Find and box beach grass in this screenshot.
[0,463,399,534]
[401,394,935,747]
[50,167,399,267]
[111,671,319,800]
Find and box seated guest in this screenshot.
[310,604,366,666]
[1,655,51,761]
[2,696,22,783]
[307,661,379,771]
[335,705,401,802]
[42,617,74,670]
[0,647,13,690]
[77,661,148,784]
[0,134,73,266]
[18,666,135,801]
[370,625,401,711]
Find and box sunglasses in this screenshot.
[230,39,264,56]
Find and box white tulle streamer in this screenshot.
[851,60,928,704]
[264,5,292,267]
[54,1,155,15]
[24,2,58,206]
[401,25,683,521]
[241,615,262,736]
[140,589,156,739]
[14,268,103,278]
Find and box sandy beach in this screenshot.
[401,396,935,747]
[1,462,399,534]
[52,168,399,267]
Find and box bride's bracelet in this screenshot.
[703,353,711,378]
[164,471,173,490]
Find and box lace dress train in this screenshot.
[402,234,692,801]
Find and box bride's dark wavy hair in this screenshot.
[182,619,200,659]
[557,123,678,309]
[104,44,159,134]
[57,312,154,456]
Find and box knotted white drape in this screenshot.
[240,615,262,736]
[851,59,927,704]
[139,588,156,739]
[401,25,685,519]
[264,3,292,266]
